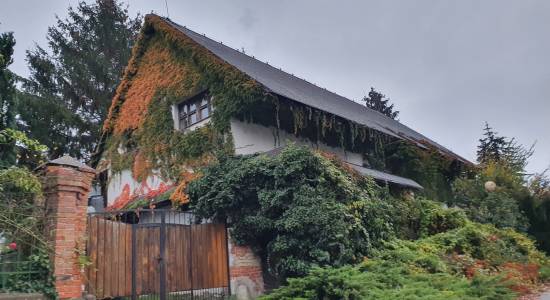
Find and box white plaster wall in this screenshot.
[230,118,363,165]
[106,169,170,206]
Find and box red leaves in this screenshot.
[107,182,174,210]
[8,242,17,250]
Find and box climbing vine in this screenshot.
[188,145,395,279]
[99,14,465,204]
[100,14,272,183]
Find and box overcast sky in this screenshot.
[1,0,548,173]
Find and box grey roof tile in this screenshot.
[161,16,469,164]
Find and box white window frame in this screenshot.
[173,92,213,131]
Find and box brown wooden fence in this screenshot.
[85,210,229,299]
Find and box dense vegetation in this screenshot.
[262,222,549,299]
[1,33,54,294]
[3,2,549,299]
[189,145,550,298]
[17,0,140,160]
[190,146,394,279]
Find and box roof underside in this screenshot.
[346,163,423,189]
[262,147,422,189]
[160,16,469,164]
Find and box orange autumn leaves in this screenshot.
[170,171,200,205]
[110,43,201,134]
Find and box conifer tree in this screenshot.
[18,0,141,160]
[476,122,507,164]
[362,87,399,120]
[477,122,534,173]
[0,31,17,167]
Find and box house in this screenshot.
[94,14,469,298]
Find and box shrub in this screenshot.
[451,163,529,232]
[263,221,549,299]
[189,145,394,279]
[0,167,56,297]
[418,201,467,237]
[261,262,516,300]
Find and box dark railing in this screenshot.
[0,251,48,292]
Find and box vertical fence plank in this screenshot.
[87,211,230,298]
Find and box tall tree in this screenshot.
[477,122,534,174]
[476,122,507,165]
[0,31,17,166]
[362,87,399,120]
[19,0,141,160]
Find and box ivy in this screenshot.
[189,145,395,280]
[100,15,464,190]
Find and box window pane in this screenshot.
[189,112,197,124]
[201,97,208,106]
[179,118,187,129]
[201,106,209,118]
[189,103,196,112]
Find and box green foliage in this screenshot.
[385,141,461,203]
[416,200,467,237]
[0,168,56,297]
[0,128,48,169]
[477,122,534,174]
[0,167,45,253]
[413,223,546,266]
[452,161,529,231]
[101,15,267,180]
[477,122,508,166]
[362,87,399,120]
[0,31,17,166]
[19,0,141,160]
[262,221,549,299]
[189,145,393,279]
[524,170,550,253]
[539,265,550,281]
[261,261,515,300]
[1,249,57,299]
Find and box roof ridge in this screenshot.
[161,17,408,129]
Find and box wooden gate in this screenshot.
[85,209,230,299]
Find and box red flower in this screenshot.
[8,242,17,250]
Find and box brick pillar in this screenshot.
[228,235,265,299]
[40,156,96,300]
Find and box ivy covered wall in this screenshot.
[98,14,466,208]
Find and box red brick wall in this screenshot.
[228,240,264,298]
[42,162,95,299]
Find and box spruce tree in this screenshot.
[362,87,399,120]
[476,122,507,164]
[0,31,17,167]
[18,0,141,160]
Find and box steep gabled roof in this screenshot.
[160,16,470,164]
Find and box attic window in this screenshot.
[178,93,213,129]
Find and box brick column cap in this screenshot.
[39,155,96,174]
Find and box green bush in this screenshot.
[539,265,550,281]
[0,167,56,298]
[451,163,529,232]
[262,221,550,299]
[261,262,516,300]
[189,145,394,279]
